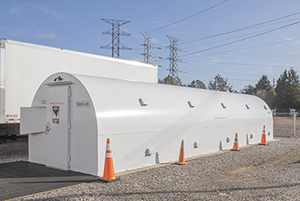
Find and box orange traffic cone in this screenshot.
[259,125,267,145]
[99,138,120,182]
[231,133,240,151]
[175,140,188,165]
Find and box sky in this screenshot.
[1,0,300,91]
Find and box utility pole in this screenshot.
[167,35,182,85]
[140,32,153,64]
[100,18,132,58]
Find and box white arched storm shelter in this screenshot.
[21,72,273,176]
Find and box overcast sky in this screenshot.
[2,0,300,90]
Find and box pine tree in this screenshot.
[158,75,183,86]
[255,75,276,108]
[208,74,234,92]
[188,80,206,89]
[241,85,256,94]
[275,68,300,110]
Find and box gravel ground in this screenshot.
[274,117,300,138]
[1,118,300,200]
[19,138,300,201]
[0,137,28,164]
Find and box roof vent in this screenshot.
[187,101,195,108]
[139,98,148,106]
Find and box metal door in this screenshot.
[45,85,71,170]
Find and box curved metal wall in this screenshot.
[76,73,273,174]
[28,72,273,176]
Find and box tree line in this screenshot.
[158,68,300,111]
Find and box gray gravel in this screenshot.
[0,137,27,164]
[14,137,300,201]
[2,120,300,201]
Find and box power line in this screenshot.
[180,11,300,45]
[166,35,182,83]
[182,60,263,78]
[193,60,300,69]
[100,18,132,58]
[147,0,228,33]
[225,52,300,59]
[181,26,278,50]
[181,20,300,57]
[203,37,300,56]
[140,32,153,64]
[187,0,283,33]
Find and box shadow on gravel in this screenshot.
[292,160,300,164]
[23,182,300,200]
[0,161,97,201]
[0,161,89,178]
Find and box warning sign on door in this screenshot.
[52,106,60,124]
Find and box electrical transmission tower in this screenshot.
[140,32,153,64]
[100,18,132,58]
[167,35,182,82]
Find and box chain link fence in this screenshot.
[273,110,299,138]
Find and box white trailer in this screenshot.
[0,39,157,136]
[21,72,273,176]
